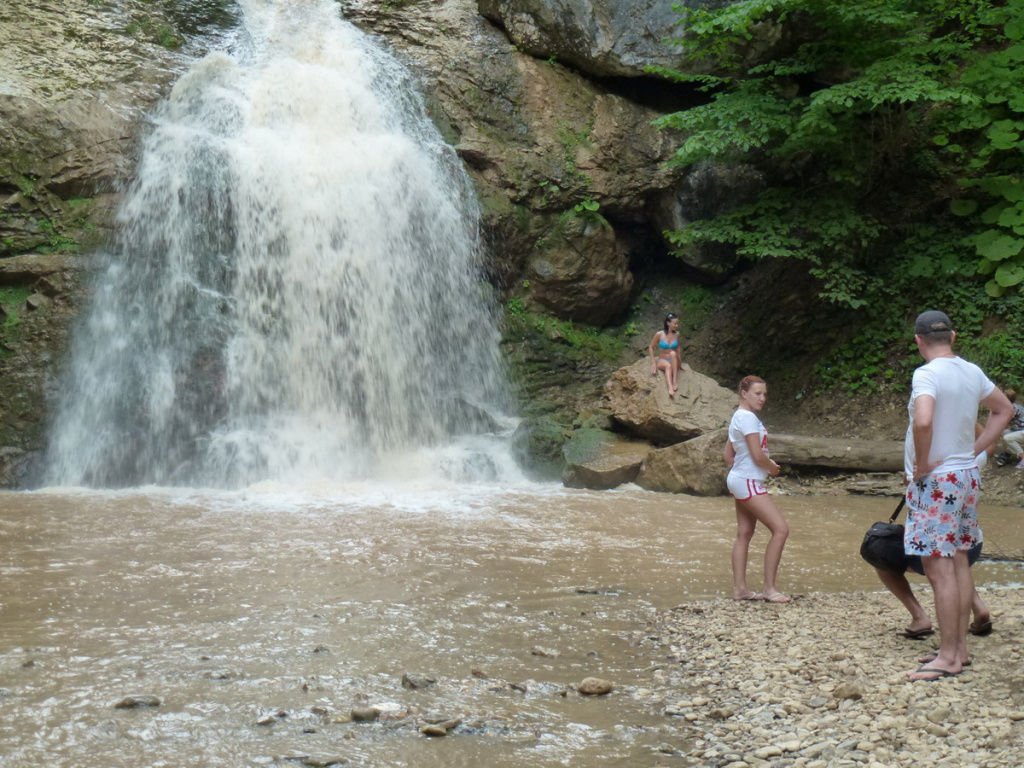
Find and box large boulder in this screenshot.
[635,428,728,495]
[527,215,633,324]
[604,359,735,444]
[562,428,650,489]
[476,0,725,79]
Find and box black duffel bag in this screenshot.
[860,498,908,574]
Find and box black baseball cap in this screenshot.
[914,310,953,335]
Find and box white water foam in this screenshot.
[45,0,520,489]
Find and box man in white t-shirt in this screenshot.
[903,310,1013,681]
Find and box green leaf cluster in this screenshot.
[657,0,1024,303]
[655,0,1024,392]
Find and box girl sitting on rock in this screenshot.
[648,313,682,396]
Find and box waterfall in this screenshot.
[44,0,516,488]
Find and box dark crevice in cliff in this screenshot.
[592,74,714,114]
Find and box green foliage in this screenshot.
[568,198,610,229]
[813,225,1024,394]
[0,287,33,356]
[157,26,181,49]
[535,179,560,208]
[655,0,1024,393]
[124,11,181,48]
[503,305,632,365]
[531,317,628,363]
[506,296,528,319]
[668,283,718,330]
[556,121,593,187]
[34,219,79,254]
[0,287,32,313]
[17,175,37,198]
[657,0,1024,307]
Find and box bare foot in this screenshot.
[918,652,970,667]
[907,663,962,681]
[732,591,764,601]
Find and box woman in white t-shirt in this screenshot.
[723,375,791,603]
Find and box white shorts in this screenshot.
[727,473,767,500]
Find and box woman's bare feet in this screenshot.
[732,591,764,602]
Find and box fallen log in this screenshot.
[770,433,903,472]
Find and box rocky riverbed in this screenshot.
[635,589,1024,767]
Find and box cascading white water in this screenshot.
[44,0,517,488]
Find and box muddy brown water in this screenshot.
[2,486,1022,767]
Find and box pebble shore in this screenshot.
[638,588,1024,767]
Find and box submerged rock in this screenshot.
[420,716,462,737]
[577,677,614,695]
[350,707,381,723]
[531,646,561,658]
[401,673,437,690]
[112,694,161,709]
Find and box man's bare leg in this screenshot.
[876,569,931,635]
[909,552,970,678]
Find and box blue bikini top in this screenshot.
[659,337,679,350]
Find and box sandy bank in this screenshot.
[637,588,1024,767]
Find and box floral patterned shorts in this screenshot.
[904,467,981,558]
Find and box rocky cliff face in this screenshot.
[347,0,697,325]
[476,0,720,78]
[0,0,196,482]
[0,0,751,485]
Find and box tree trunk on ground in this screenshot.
[770,434,903,472]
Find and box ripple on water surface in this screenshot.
[3,486,1023,766]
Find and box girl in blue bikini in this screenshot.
[648,313,681,395]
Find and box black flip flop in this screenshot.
[896,627,934,640]
[969,619,993,636]
[909,665,961,682]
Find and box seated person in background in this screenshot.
[1000,388,1024,468]
[648,313,682,396]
